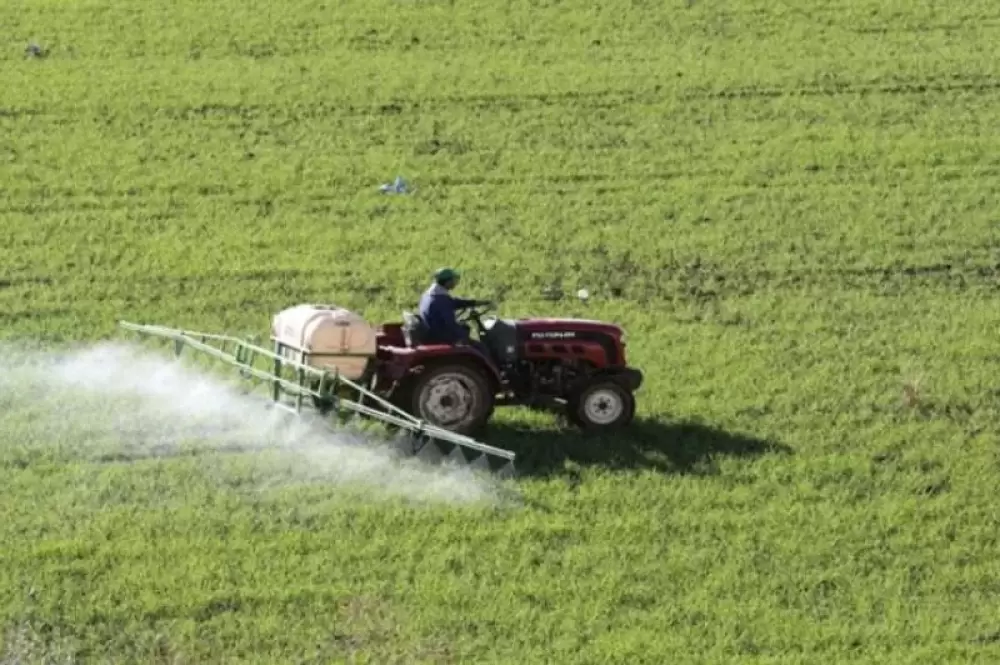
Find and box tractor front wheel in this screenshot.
[568,380,636,430]
[409,363,494,436]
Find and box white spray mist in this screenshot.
[0,342,511,506]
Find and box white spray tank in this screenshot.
[270,304,377,380]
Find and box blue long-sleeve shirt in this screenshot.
[418,283,476,344]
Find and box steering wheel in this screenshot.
[456,300,495,336]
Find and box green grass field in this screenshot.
[3,0,1000,662]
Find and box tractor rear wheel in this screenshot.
[568,380,636,430]
[409,363,494,436]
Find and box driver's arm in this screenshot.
[441,297,471,341]
[450,296,479,309]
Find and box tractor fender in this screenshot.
[582,366,644,393]
[405,350,502,393]
[387,350,501,419]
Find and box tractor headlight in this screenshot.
[620,332,627,345]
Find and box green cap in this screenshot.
[433,267,460,284]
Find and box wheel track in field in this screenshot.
[4,160,1000,218]
[2,72,999,123]
[680,75,1000,101]
[4,257,999,315]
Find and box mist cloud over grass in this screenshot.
[0,341,507,505]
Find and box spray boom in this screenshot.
[118,320,517,477]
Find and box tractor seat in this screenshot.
[401,310,429,348]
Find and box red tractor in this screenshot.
[371,303,643,435]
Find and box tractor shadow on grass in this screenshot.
[481,415,792,480]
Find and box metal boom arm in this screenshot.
[117,320,516,473]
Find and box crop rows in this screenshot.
[3,0,1000,662]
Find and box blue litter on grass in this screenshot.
[379,176,410,194]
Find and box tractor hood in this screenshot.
[515,318,625,338]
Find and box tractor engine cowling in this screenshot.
[513,318,627,368]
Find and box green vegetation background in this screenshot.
[2,0,1000,662]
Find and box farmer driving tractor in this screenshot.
[418,267,492,357]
